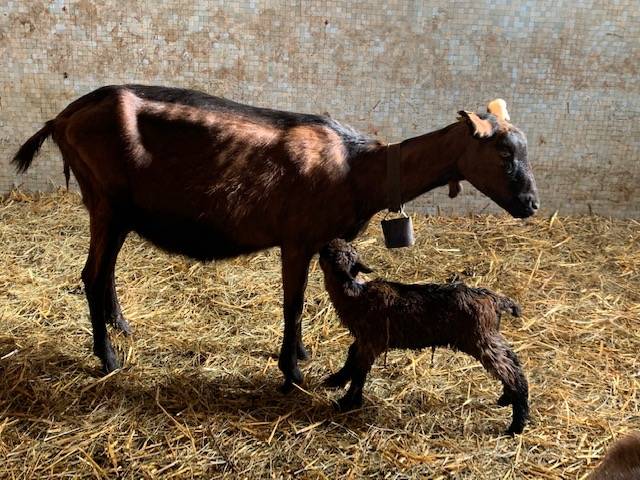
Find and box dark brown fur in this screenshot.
[588,433,640,480]
[12,85,539,391]
[319,239,529,434]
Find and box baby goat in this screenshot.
[319,239,529,435]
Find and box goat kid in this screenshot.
[319,239,529,435]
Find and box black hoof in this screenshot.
[279,367,303,394]
[323,372,349,389]
[290,366,304,384]
[497,392,512,407]
[505,401,528,435]
[101,352,120,374]
[335,396,362,413]
[279,380,294,394]
[111,314,132,336]
[505,422,525,436]
[296,342,310,361]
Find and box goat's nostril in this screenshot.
[519,194,539,211]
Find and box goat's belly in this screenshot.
[130,210,269,261]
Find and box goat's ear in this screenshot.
[354,260,373,274]
[458,110,494,138]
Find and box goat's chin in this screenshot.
[508,206,536,219]
[491,197,537,219]
[509,202,538,219]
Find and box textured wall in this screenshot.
[1,0,638,217]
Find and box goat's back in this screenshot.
[45,85,381,259]
[333,281,512,350]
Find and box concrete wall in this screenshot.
[2,0,638,216]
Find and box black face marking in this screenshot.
[497,130,528,179]
[502,131,527,158]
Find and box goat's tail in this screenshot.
[495,295,522,318]
[12,120,55,174]
[12,120,70,189]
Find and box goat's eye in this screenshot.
[499,150,512,158]
[504,158,516,174]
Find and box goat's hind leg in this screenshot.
[105,269,131,335]
[83,207,127,374]
[324,342,357,389]
[477,334,530,435]
[97,220,131,335]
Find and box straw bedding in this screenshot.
[0,190,638,479]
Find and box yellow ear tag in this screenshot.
[487,98,510,122]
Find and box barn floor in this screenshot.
[1,190,638,479]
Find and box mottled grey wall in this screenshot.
[1,0,638,216]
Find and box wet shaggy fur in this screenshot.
[319,239,529,435]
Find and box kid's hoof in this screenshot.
[335,396,362,413]
[506,422,525,436]
[279,380,294,394]
[323,372,349,389]
[497,392,512,407]
[507,401,530,436]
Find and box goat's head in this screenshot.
[453,99,539,219]
[319,239,373,296]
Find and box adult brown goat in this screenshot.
[12,85,539,391]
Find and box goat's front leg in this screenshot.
[278,247,312,393]
[295,317,309,361]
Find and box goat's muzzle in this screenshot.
[513,192,540,218]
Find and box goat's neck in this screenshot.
[353,122,466,216]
